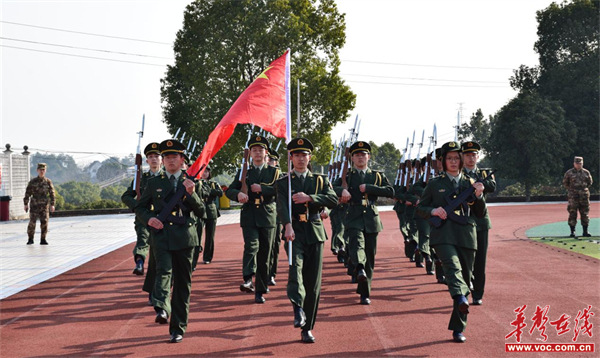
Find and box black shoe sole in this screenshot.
[240,285,255,293]
[133,269,144,276]
[155,314,168,324]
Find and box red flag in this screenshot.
[188,50,290,177]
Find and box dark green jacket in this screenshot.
[462,167,496,231]
[122,170,163,224]
[392,185,406,214]
[226,165,280,228]
[203,180,223,220]
[135,170,205,250]
[276,170,338,245]
[333,168,394,233]
[416,173,486,249]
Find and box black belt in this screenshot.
[349,200,376,206]
[292,213,321,222]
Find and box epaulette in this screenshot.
[277,173,289,182]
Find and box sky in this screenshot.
[1,0,556,166]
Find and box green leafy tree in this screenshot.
[55,181,102,207]
[29,152,89,184]
[369,141,401,183]
[80,199,125,210]
[100,185,128,202]
[457,109,491,149]
[511,0,599,185]
[486,92,575,201]
[161,0,356,175]
[96,159,126,182]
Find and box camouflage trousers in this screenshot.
[567,189,590,226]
[27,207,49,239]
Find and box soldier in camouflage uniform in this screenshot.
[24,163,55,245]
[563,156,594,237]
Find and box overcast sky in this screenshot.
[1,0,555,165]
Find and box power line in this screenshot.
[346,79,508,88]
[0,20,171,45]
[0,37,173,60]
[341,73,506,84]
[341,59,513,71]
[1,45,167,67]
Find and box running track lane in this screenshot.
[0,203,598,357]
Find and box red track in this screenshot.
[1,203,598,357]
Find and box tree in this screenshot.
[29,152,89,184]
[486,92,575,201]
[161,0,356,175]
[55,181,102,207]
[457,109,491,149]
[100,185,128,202]
[511,0,599,186]
[369,141,401,183]
[96,158,127,182]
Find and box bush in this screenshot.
[79,199,125,210]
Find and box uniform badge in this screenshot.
[156,188,162,192]
[256,136,261,141]
[152,143,158,149]
[298,139,304,145]
[358,142,364,147]
[468,142,473,147]
[439,189,446,192]
[167,141,173,147]
[449,142,456,148]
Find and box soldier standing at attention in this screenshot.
[333,141,394,305]
[461,141,496,305]
[563,156,593,237]
[122,142,163,275]
[24,163,55,245]
[417,141,486,343]
[277,138,338,343]
[200,166,223,265]
[136,139,205,343]
[267,151,283,286]
[226,136,280,304]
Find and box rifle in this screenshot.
[327,140,336,181]
[424,124,435,183]
[238,125,254,195]
[133,114,145,200]
[412,130,424,185]
[151,165,206,233]
[429,169,497,228]
[395,137,409,186]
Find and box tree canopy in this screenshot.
[161,0,356,175]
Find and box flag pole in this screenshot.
[285,49,293,266]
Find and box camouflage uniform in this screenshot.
[24,175,55,243]
[563,161,593,229]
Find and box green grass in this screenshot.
[529,236,600,260]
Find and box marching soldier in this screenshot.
[432,148,446,284]
[276,138,338,343]
[135,139,205,343]
[563,156,593,237]
[417,141,487,343]
[392,182,411,259]
[333,141,394,305]
[403,159,419,263]
[413,156,434,274]
[225,136,280,304]
[24,163,55,245]
[192,174,210,270]
[200,166,223,264]
[122,142,163,275]
[330,202,348,263]
[267,151,283,286]
[461,141,496,305]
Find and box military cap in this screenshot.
[287,137,313,154]
[248,135,270,150]
[159,139,185,155]
[144,142,161,156]
[435,148,442,160]
[350,141,371,155]
[574,156,583,163]
[269,152,280,160]
[421,156,427,163]
[37,163,47,169]
[441,141,461,156]
[461,141,481,153]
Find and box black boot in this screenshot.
[415,250,424,268]
[570,225,576,238]
[582,226,592,237]
[40,238,48,245]
[27,237,34,245]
